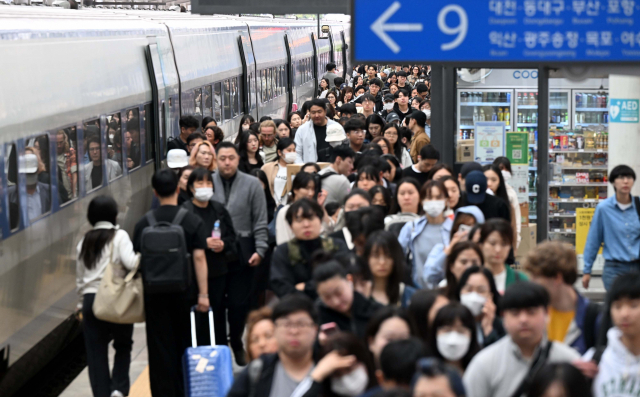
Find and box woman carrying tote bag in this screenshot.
[76,195,139,397]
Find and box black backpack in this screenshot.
[140,208,191,293]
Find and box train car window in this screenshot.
[257,72,262,104]
[268,68,273,99]
[248,73,253,109]
[55,127,78,203]
[194,88,203,129]
[281,66,286,95]
[161,101,167,155]
[24,134,52,222]
[231,77,239,117]
[124,108,141,170]
[262,69,268,102]
[275,68,280,97]
[204,85,213,117]
[84,118,105,191]
[214,82,222,122]
[144,103,156,164]
[223,79,232,121]
[6,143,19,231]
[107,113,124,177]
[237,75,243,114]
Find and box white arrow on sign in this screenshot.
[371,1,423,54]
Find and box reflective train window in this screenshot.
[204,85,213,117]
[269,68,275,99]
[194,88,202,118]
[214,82,222,122]
[6,143,19,231]
[84,118,104,191]
[281,66,286,95]
[24,134,52,222]
[124,108,141,170]
[237,75,243,113]
[144,104,156,164]
[248,73,252,109]
[56,127,78,203]
[231,77,239,117]
[223,79,231,120]
[107,113,124,178]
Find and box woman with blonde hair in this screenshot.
[189,140,217,172]
[244,306,278,362]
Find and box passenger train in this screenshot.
[0,7,350,395]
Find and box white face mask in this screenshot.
[194,187,213,202]
[423,200,446,217]
[424,109,432,119]
[242,124,250,131]
[460,292,487,317]
[330,365,369,397]
[283,152,297,164]
[437,331,471,362]
[329,140,344,148]
[501,170,512,181]
[383,103,394,110]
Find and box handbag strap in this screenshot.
[509,341,553,397]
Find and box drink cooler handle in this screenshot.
[190,306,215,348]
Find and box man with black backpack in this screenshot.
[132,169,209,397]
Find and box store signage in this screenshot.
[475,122,506,163]
[609,98,640,123]
[576,208,599,255]
[506,133,529,165]
[353,0,640,63]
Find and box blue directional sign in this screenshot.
[353,0,640,63]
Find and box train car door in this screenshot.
[284,35,293,113]
[238,31,257,120]
[340,31,348,80]
[144,41,166,168]
[311,33,319,98]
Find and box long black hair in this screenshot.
[408,289,448,345]
[238,130,264,168]
[363,230,406,305]
[428,302,480,370]
[288,171,315,204]
[186,167,214,198]
[275,138,296,162]
[250,168,277,222]
[235,114,255,144]
[482,164,509,205]
[528,364,593,397]
[456,265,500,311]
[382,123,405,162]
[444,242,485,300]
[79,195,118,270]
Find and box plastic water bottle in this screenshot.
[212,221,221,239]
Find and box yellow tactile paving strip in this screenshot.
[129,366,151,397]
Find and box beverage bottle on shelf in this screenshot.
[480,108,486,121]
[532,111,537,123]
[604,112,608,123]
[526,111,532,123]
[492,110,498,121]
[212,221,221,240]
[517,92,522,105]
[504,108,510,125]
[482,92,488,102]
[518,112,523,124]
[473,108,479,123]
[535,92,538,105]
[529,129,535,144]
[498,108,504,121]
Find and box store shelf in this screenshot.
[517,105,567,109]
[550,229,577,234]
[460,125,512,129]
[550,199,601,204]
[518,105,538,109]
[529,192,538,196]
[550,182,608,187]
[460,102,511,107]
[529,214,537,219]
[554,165,608,170]
[518,123,538,127]
[575,123,607,127]
[529,166,538,171]
[550,149,607,153]
[575,108,608,112]
[550,213,577,217]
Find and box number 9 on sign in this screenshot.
[437,5,468,51]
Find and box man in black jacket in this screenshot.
[270,199,348,299]
[314,261,383,339]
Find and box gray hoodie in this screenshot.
[594,327,640,397]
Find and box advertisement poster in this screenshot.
[475,122,506,164]
[506,133,529,165]
[576,208,602,255]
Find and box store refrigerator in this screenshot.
[457,89,514,141]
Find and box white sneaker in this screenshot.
[111,391,124,397]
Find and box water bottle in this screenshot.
[212,221,221,239]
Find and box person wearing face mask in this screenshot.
[262,138,297,206]
[270,199,347,299]
[398,180,453,289]
[420,206,485,289]
[428,303,480,374]
[456,266,506,348]
[308,332,378,397]
[182,168,236,347]
[314,261,383,339]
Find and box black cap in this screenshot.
[465,170,487,204]
[383,93,395,102]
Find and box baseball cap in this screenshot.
[23,153,39,174]
[465,171,487,205]
[455,206,486,224]
[460,161,483,178]
[167,149,189,168]
[386,113,400,123]
[326,123,347,142]
[383,93,395,102]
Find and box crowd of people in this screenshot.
[75,63,640,397]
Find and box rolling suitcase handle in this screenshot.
[190,306,215,348]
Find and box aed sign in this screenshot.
[609,99,639,123]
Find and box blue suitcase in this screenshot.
[183,307,234,397]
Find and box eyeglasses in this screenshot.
[351,129,365,135]
[275,320,316,330]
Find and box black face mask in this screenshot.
[373,204,389,216]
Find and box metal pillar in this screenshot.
[431,65,456,166]
[537,67,549,242]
